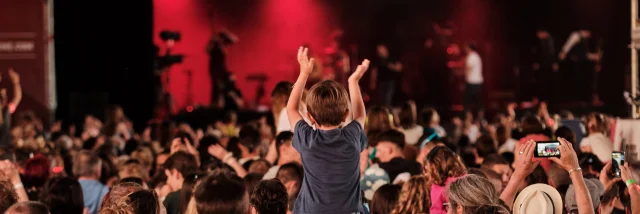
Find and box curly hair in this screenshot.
[0,180,19,213]
[446,174,510,214]
[250,179,288,214]
[390,175,431,214]
[423,146,467,186]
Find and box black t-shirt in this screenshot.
[376,57,400,82]
[0,107,11,148]
[378,157,423,182]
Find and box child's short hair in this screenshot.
[305,80,349,126]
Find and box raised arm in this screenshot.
[348,60,370,127]
[7,68,21,113]
[550,138,594,214]
[500,140,540,210]
[287,47,315,131]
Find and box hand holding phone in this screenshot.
[611,152,625,178]
[534,141,561,158]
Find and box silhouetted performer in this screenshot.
[207,31,238,106]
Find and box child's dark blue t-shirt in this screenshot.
[292,120,367,214]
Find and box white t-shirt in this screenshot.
[580,133,613,162]
[399,125,424,145]
[276,108,291,134]
[465,51,483,84]
[262,165,281,180]
[498,138,519,154]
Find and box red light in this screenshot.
[447,47,454,55]
[53,166,63,173]
[186,106,194,112]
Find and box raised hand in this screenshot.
[208,144,229,161]
[297,47,315,76]
[549,137,580,171]
[349,59,370,83]
[600,162,622,191]
[512,140,541,178]
[8,68,19,84]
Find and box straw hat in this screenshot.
[513,184,564,214]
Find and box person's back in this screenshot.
[287,48,370,213]
[74,150,109,214]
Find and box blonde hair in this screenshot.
[118,163,148,180]
[423,146,466,186]
[390,175,431,214]
[446,174,509,214]
[305,80,349,126]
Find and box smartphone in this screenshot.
[534,141,561,158]
[612,151,625,178]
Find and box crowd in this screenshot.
[0,47,639,214]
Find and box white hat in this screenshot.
[513,184,564,214]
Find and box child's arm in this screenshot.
[348,60,370,127]
[287,47,315,131]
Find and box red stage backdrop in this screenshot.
[154,0,335,110]
[0,0,51,124]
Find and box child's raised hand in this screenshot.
[297,47,315,76]
[349,59,370,83]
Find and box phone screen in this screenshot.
[535,141,561,158]
[612,152,625,177]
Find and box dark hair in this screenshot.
[271,81,293,98]
[377,130,406,149]
[248,159,272,176]
[306,80,350,126]
[23,154,50,189]
[0,180,18,213]
[466,168,489,179]
[398,102,416,129]
[197,135,221,170]
[39,177,84,214]
[226,137,243,160]
[244,173,265,195]
[521,115,545,135]
[475,135,497,159]
[127,190,160,214]
[467,42,477,51]
[496,125,509,146]
[419,107,438,128]
[578,153,604,175]
[555,126,576,145]
[194,169,248,214]
[6,201,49,214]
[525,165,548,186]
[163,151,198,177]
[370,184,401,214]
[179,173,205,214]
[481,154,510,169]
[223,110,237,124]
[275,131,294,158]
[239,126,260,153]
[276,163,303,211]
[250,179,288,214]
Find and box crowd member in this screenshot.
[0,160,28,202]
[496,124,518,154]
[397,101,423,145]
[250,179,288,214]
[0,180,19,213]
[474,134,498,165]
[276,163,303,213]
[423,146,467,214]
[39,176,86,214]
[580,113,613,162]
[263,131,300,179]
[366,106,395,140]
[178,173,204,214]
[22,154,49,201]
[102,182,144,209]
[519,115,552,171]
[446,174,510,214]
[390,175,430,214]
[162,151,199,214]
[193,169,248,214]
[370,184,401,214]
[126,190,161,214]
[285,47,370,213]
[0,68,22,148]
[419,107,446,138]
[5,201,49,214]
[271,81,294,133]
[375,130,422,182]
[555,126,577,146]
[74,150,110,214]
